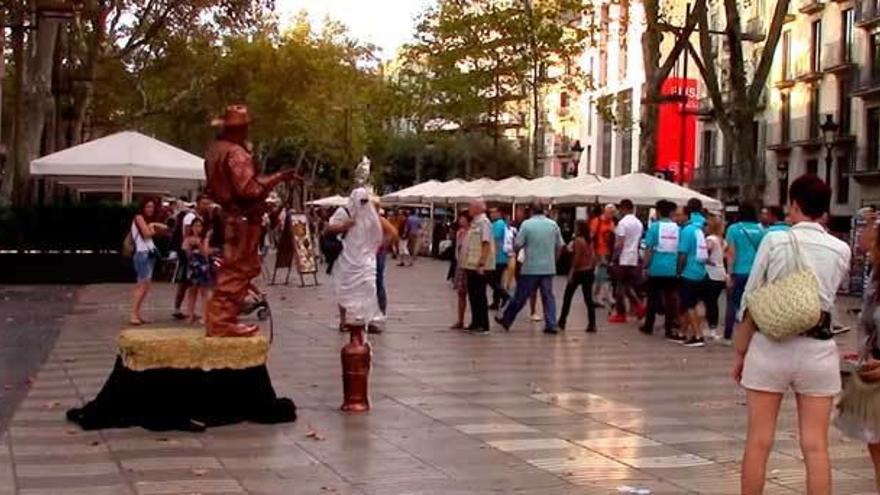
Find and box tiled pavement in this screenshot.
[0,259,876,494]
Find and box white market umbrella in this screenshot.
[506,175,569,203]
[382,179,441,204]
[426,177,497,204]
[481,176,530,203]
[30,131,204,203]
[307,195,348,207]
[556,172,723,210]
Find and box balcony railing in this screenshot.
[822,41,857,73]
[795,56,823,82]
[692,165,735,189]
[799,0,826,14]
[745,17,765,41]
[853,68,880,98]
[790,116,823,147]
[855,0,880,28]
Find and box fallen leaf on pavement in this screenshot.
[62,357,77,363]
[305,425,325,441]
[191,468,209,477]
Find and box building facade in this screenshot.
[563,0,878,227]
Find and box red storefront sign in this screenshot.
[656,77,699,183]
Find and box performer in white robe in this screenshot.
[333,187,383,326]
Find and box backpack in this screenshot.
[320,208,349,274]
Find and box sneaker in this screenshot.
[638,325,653,335]
[707,328,720,341]
[665,333,686,343]
[720,338,734,347]
[544,327,559,335]
[608,313,627,324]
[684,337,706,348]
[558,321,567,331]
[530,314,542,322]
[468,327,490,335]
[367,324,384,335]
[172,311,186,321]
[586,326,597,333]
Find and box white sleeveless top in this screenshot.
[131,220,156,253]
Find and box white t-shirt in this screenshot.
[182,211,197,229]
[615,213,644,266]
[706,234,726,281]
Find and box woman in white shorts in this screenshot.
[732,175,851,495]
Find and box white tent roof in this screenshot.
[552,174,606,205]
[481,176,530,202]
[426,177,497,204]
[556,173,723,210]
[31,131,205,180]
[307,195,348,207]
[382,180,441,204]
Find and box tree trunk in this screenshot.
[727,113,761,203]
[1,6,25,207]
[640,0,661,172]
[13,19,63,206]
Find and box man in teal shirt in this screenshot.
[677,198,708,347]
[640,200,680,337]
[763,205,789,233]
[724,202,765,342]
[496,202,563,334]
[489,208,510,310]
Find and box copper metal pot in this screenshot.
[341,323,371,412]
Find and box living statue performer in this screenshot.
[204,105,300,337]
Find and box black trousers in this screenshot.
[703,279,726,328]
[642,276,679,333]
[466,269,490,330]
[490,262,510,307]
[558,270,596,330]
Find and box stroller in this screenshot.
[241,283,271,322]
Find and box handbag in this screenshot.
[745,230,822,340]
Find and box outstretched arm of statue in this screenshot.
[227,148,301,200]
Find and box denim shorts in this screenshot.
[133,251,156,282]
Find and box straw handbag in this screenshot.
[745,231,822,340]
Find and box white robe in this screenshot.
[334,188,383,325]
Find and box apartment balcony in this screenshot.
[745,17,766,42]
[822,42,858,75]
[799,0,826,14]
[790,116,824,151]
[692,165,736,190]
[852,68,880,99]
[856,0,880,29]
[767,123,793,154]
[795,58,824,84]
[850,151,880,183]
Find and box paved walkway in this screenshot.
[0,259,876,494]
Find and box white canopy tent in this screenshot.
[555,173,723,210]
[481,176,530,202]
[424,177,497,204]
[30,131,205,203]
[381,179,441,204]
[307,195,349,208]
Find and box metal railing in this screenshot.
[856,0,880,25]
[855,67,880,93]
[822,41,856,71]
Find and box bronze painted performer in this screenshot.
[204,105,299,337]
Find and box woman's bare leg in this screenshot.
[131,281,150,323]
[187,287,198,324]
[796,394,834,495]
[868,443,880,493]
[455,292,467,327]
[742,389,784,495]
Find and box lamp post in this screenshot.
[776,161,789,206]
[820,114,839,186]
[569,139,584,178]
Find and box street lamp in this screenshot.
[776,160,789,206]
[569,140,585,177]
[820,114,839,186]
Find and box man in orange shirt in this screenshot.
[589,204,617,308]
